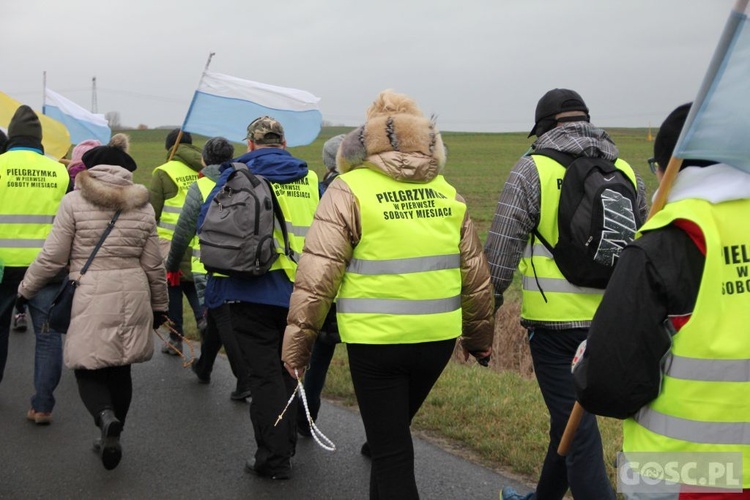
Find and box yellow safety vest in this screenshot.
[268,170,319,282]
[154,161,198,241]
[0,150,68,266]
[623,196,750,488]
[190,177,216,275]
[519,154,638,322]
[336,167,466,345]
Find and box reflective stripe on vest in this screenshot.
[623,196,750,488]
[154,161,198,241]
[665,354,750,382]
[267,170,320,281]
[348,254,460,275]
[191,176,216,275]
[336,167,466,345]
[0,150,68,266]
[518,154,637,322]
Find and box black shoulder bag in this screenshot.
[46,210,122,333]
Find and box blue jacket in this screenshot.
[199,148,310,309]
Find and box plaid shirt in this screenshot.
[484,122,649,330]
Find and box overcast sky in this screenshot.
[1,0,736,133]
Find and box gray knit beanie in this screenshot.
[322,134,345,171]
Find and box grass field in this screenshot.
[120,126,659,489]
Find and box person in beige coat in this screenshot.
[17,134,168,471]
[282,90,495,499]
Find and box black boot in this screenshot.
[98,409,122,470]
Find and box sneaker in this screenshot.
[230,387,252,401]
[161,337,183,356]
[12,312,27,332]
[191,363,210,384]
[244,459,291,480]
[501,486,534,500]
[26,408,52,425]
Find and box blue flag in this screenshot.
[43,88,111,146]
[182,72,322,147]
[674,1,750,173]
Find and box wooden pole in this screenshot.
[169,52,216,162]
[557,155,683,457]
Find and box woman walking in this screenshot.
[283,90,495,499]
[16,134,168,470]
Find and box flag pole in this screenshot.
[558,0,750,458]
[167,52,215,161]
[558,153,684,457]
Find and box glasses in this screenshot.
[647,157,659,174]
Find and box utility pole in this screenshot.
[91,76,98,113]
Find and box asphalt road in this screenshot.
[0,326,530,499]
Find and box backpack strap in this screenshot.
[527,148,578,300]
[532,148,576,168]
[529,149,578,255]
[261,177,294,263]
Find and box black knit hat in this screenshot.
[8,105,42,141]
[529,88,590,138]
[82,145,137,172]
[653,103,716,171]
[165,128,192,151]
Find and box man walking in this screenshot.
[573,103,750,498]
[149,129,204,354]
[485,89,648,500]
[0,105,70,424]
[200,117,319,479]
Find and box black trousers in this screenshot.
[348,338,455,500]
[529,328,615,500]
[74,365,132,427]
[229,302,297,474]
[193,304,251,391]
[167,281,201,338]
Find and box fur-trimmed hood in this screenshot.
[76,165,150,210]
[336,91,446,183]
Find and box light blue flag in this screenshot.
[43,88,111,145]
[182,71,322,147]
[674,0,750,173]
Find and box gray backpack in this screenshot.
[198,163,291,278]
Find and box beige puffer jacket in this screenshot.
[19,165,168,370]
[282,95,495,370]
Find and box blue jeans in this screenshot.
[27,284,64,413]
[0,279,63,410]
[528,328,615,500]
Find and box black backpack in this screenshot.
[198,163,292,278]
[532,149,642,289]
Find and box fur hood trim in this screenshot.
[336,91,446,175]
[76,166,150,210]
